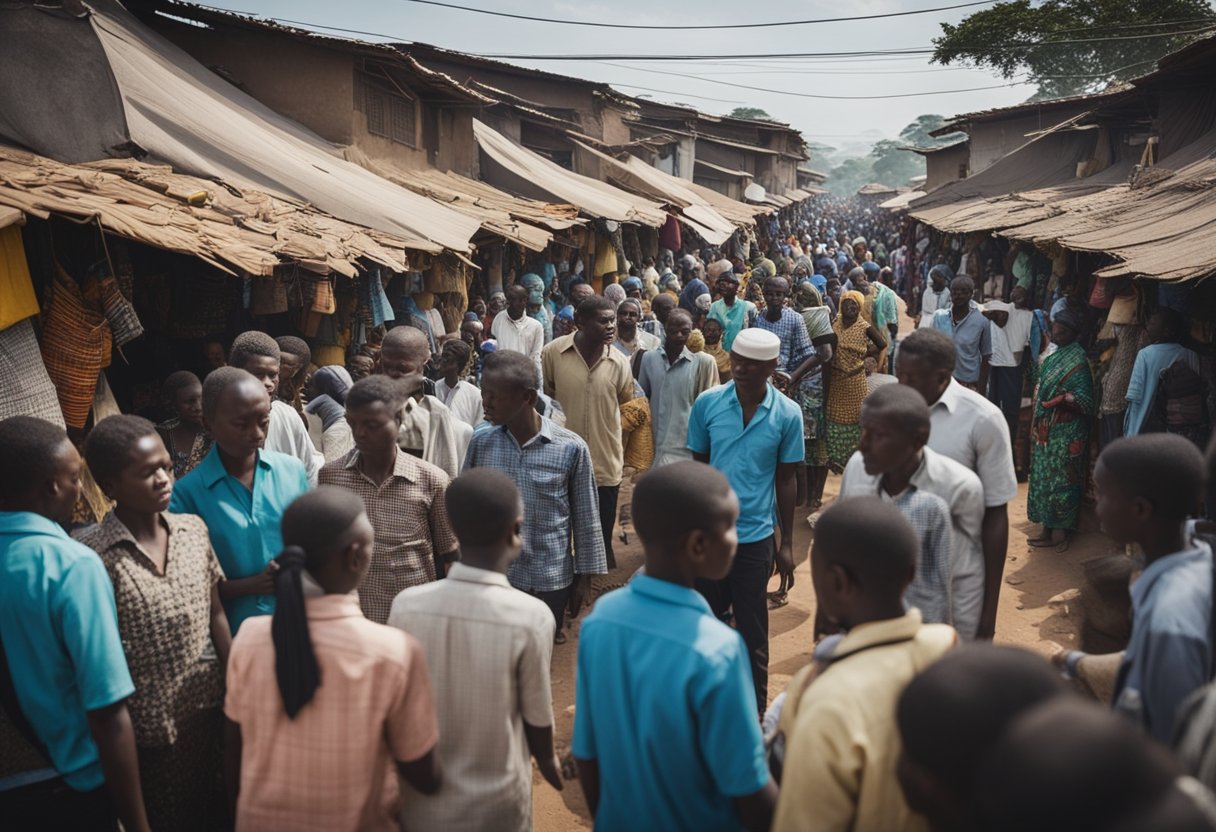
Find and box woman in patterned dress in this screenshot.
[826,291,887,471]
[1028,309,1095,552]
[792,282,836,510]
[77,415,230,831]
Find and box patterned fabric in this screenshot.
[752,307,814,374]
[157,418,213,480]
[1028,341,1095,530]
[319,449,458,624]
[73,512,225,748]
[794,374,828,466]
[463,418,607,592]
[826,316,871,469]
[0,318,65,427]
[703,341,732,381]
[1098,324,1144,416]
[620,396,654,472]
[136,708,225,832]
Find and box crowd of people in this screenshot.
[3,195,1216,831]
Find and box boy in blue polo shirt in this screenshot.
[170,367,309,633]
[573,461,777,832]
[0,416,149,831]
[688,327,804,714]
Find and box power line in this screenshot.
[389,0,997,30]
[480,26,1216,59]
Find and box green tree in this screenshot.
[932,0,1216,99]
[728,107,775,121]
[871,140,924,187]
[826,157,875,196]
[898,114,965,148]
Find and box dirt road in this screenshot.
[531,472,1116,829]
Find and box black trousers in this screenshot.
[988,365,1024,437]
[598,485,620,570]
[0,776,117,832]
[529,583,572,632]
[696,536,775,715]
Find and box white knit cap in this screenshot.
[730,328,780,361]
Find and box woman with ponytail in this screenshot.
[223,486,443,831]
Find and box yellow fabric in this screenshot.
[0,226,39,330]
[703,341,731,382]
[619,397,654,472]
[313,345,346,368]
[827,317,870,423]
[773,611,957,832]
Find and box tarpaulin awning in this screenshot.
[572,141,737,244]
[472,119,667,226]
[0,1,481,255]
[685,181,766,226]
[350,150,583,252]
[0,206,22,230]
[694,158,752,180]
[0,146,415,277]
[879,190,926,211]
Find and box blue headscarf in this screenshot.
[811,274,828,295]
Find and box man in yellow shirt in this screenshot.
[773,498,956,832]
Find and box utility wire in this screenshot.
[388,0,997,30]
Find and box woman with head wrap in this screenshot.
[826,290,888,472]
[304,366,355,463]
[1027,307,1095,552]
[793,282,838,511]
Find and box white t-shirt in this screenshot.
[984,301,1033,368]
[435,378,484,428]
[491,313,544,370]
[919,286,951,329]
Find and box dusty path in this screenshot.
[530,474,1115,829]
[531,301,1117,827]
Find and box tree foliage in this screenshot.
[728,107,776,121]
[826,115,966,194]
[932,0,1216,99]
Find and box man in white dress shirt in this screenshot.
[897,328,1018,641]
[491,285,544,373]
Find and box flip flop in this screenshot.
[768,591,789,610]
[1028,538,1057,548]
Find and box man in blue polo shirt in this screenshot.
[573,462,777,831]
[170,367,309,633]
[0,416,149,831]
[688,328,804,714]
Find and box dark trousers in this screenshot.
[696,536,775,715]
[598,485,620,570]
[0,777,117,832]
[988,365,1024,438]
[529,583,572,632]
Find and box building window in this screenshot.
[363,81,416,148]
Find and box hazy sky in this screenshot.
[197,0,1043,162]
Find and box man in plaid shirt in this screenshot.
[463,349,607,643]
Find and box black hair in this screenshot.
[977,698,1182,832]
[950,275,975,292]
[702,316,723,332]
[441,338,471,366]
[1098,434,1205,522]
[898,644,1064,797]
[84,415,159,485]
[445,468,521,548]
[650,293,676,310]
[813,496,918,596]
[482,350,540,392]
[861,384,930,437]
[275,336,312,368]
[764,274,790,291]
[346,375,408,414]
[576,295,615,321]
[162,370,201,402]
[0,416,70,502]
[1152,307,1187,343]
[632,461,734,548]
[899,328,957,373]
[202,366,263,422]
[665,307,694,328]
[273,486,368,719]
[228,330,280,370]
[381,324,430,361]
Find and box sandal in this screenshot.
[553,630,567,645]
[768,591,789,610]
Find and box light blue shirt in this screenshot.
[1124,343,1201,437]
[572,576,770,830]
[0,512,134,791]
[639,346,716,467]
[687,382,804,544]
[1114,544,1213,744]
[169,446,309,632]
[933,306,992,384]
